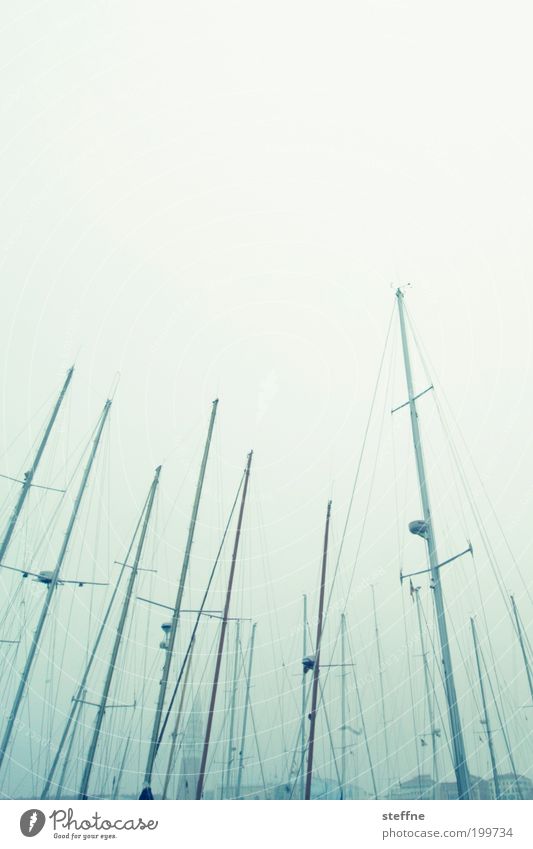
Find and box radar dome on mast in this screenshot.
[409,520,429,539]
[160,621,172,650]
[37,570,54,584]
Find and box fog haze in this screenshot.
[0,1,532,800]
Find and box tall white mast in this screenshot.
[0,367,73,567]
[470,617,501,799]
[161,635,196,800]
[78,464,161,799]
[0,396,110,777]
[196,450,253,800]
[413,585,439,796]
[304,500,332,800]
[42,540,136,798]
[396,288,470,799]
[222,619,240,799]
[235,621,257,799]
[141,399,218,797]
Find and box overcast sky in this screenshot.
[1,1,533,799]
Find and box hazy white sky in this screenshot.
[1,1,533,798]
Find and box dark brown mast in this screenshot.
[305,499,332,800]
[195,450,253,800]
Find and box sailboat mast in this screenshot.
[195,450,253,800]
[300,594,308,800]
[78,464,161,799]
[470,617,501,799]
[222,619,240,799]
[0,366,73,567]
[54,686,86,797]
[0,397,110,776]
[413,586,439,795]
[42,558,130,798]
[510,595,533,702]
[371,585,390,794]
[161,635,196,800]
[142,399,218,796]
[340,612,347,799]
[235,621,257,799]
[396,288,470,799]
[304,499,332,800]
